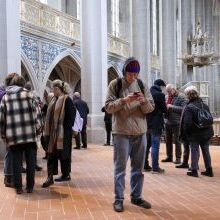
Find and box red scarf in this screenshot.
[166,95,173,105]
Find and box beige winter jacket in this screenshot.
[105,78,154,135]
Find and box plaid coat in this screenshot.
[0,86,43,147]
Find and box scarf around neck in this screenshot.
[45,95,67,154]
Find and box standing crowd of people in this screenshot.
[0,57,215,214]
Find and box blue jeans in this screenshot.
[4,148,13,176]
[151,134,161,171]
[113,134,146,201]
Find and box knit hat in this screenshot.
[154,79,166,87]
[123,58,140,75]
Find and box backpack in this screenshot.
[115,77,145,98]
[72,109,84,134]
[193,102,213,128]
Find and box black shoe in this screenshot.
[113,200,124,212]
[173,158,181,164]
[104,143,110,146]
[21,167,26,173]
[144,165,152,172]
[54,175,71,182]
[74,147,80,149]
[152,167,165,174]
[26,188,33,193]
[176,163,189,169]
[131,198,151,209]
[35,165,43,171]
[201,167,214,177]
[16,188,23,194]
[43,155,48,160]
[161,157,173,162]
[4,176,14,188]
[82,145,87,149]
[42,176,54,188]
[187,170,198,177]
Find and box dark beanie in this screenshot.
[123,58,140,75]
[154,79,166,87]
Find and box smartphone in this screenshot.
[133,91,141,95]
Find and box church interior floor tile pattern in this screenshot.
[0,143,220,219]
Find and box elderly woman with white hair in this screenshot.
[179,85,214,177]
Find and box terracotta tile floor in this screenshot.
[0,143,220,219]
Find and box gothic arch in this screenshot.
[107,65,121,85]
[43,49,81,90]
[21,52,39,91]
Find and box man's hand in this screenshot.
[122,93,140,104]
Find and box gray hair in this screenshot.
[73,92,81,98]
[184,85,199,100]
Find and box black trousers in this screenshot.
[105,123,112,144]
[144,131,152,168]
[165,124,182,159]
[47,151,71,177]
[75,125,87,148]
[10,142,37,189]
[182,141,190,164]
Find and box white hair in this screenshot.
[166,84,176,90]
[184,85,198,94]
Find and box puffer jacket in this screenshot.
[165,92,187,125]
[180,98,214,142]
[105,78,154,135]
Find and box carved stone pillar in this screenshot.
[132,0,151,86]
[0,0,21,83]
[160,0,177,84]
[81,0,107,143]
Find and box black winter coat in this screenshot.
[146,85,167,135]
[73,98,89,126]
[101,107,112,125]
[180,98,214,142]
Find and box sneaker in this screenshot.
[144,165,152,172]
[55,175,71,182]
[131,198,151,209]
[152,167,165,174]
[161,157,173,162]
[176,163,189,169]
[113,200,124,212]
[187,170,198,177]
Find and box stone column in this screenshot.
[159,0,176,85]
[179,0,193,84]
[0,0,20,157]
[0,0,21,83]
[81,0,107,143]
[132,0,151,86]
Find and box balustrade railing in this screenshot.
[20,0,130,57]
[20,0,80,41]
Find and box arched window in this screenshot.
[111,0,120,37]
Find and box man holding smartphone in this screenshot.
[105,57,155,212]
